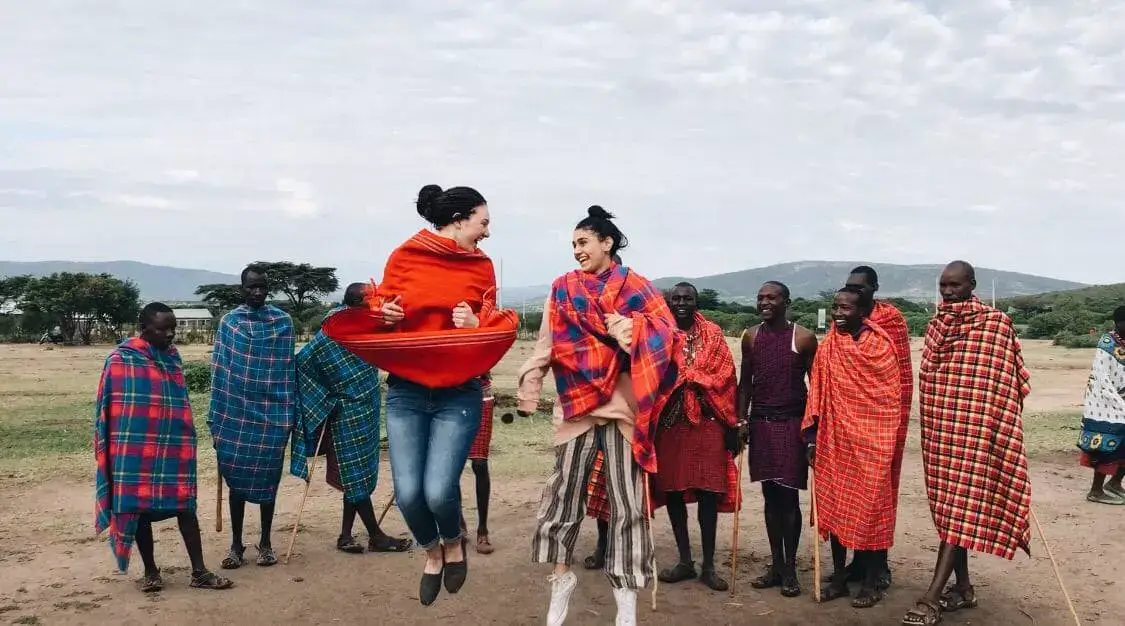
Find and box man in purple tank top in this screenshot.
[736,281,818,597]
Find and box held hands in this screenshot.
[452,301,479,329]
[381,296,405,326]
[604,313,632,350]
[724,420,747,455]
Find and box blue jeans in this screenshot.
[385,375,483,550]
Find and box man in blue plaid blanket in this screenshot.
[209,264,297,569]
[291,283,412,554]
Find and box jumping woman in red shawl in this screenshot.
[322,185,518,607]
[519,207,682,626]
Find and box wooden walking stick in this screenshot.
[643,473,659,612]
[283,424,327,564]
[810,469,821,603]
[1030,507,1081,626]
[730,450,745,596]
[215,470,223,532]
[377,493,397,525]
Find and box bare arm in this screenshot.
[795,325,818,375]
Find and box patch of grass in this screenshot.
[485,407,554,479]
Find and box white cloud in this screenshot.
[0,0,1122,285]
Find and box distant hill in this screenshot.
[999,282,1125,308]
[1,259,1092,306]
[500,261,1087,306]
[0,261,239,301]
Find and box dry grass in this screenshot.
[0,337,1091,483]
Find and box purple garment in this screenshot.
[747,323,809,489]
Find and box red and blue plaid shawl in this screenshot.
[549,264,683,474]
[208,304,296,504]
[94,338,197,572]
[291,308,382,504]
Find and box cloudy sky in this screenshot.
[1,0,1120,287]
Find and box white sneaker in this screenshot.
[612,587,637,626]
[546,570,577,626]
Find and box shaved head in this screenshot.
[945,260,976,282]
[939,260,977,303]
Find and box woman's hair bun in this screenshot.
[416,184,444,219]
[587,205,614,220]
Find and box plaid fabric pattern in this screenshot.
[919,297,1032,559]
[586,449,610,522]
[803,322,903,550]
[208,304,296,504]
[468,377,495,460]
[322,230,519,389]
[291,315,381,504]
[94,338,196,572]
[870,301,914,501]
[549,265,683,474]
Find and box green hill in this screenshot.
[0,260,239,301]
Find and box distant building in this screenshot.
[172,308,214,331]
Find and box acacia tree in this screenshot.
[20,272,140,344]
[0,275,32,311]
[195,283,243,314]
[254,261,339,315]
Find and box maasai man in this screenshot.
[651,282,741,591]
[291,283,411,554]
[840,265,913,589]
[803,286,903,608]
[901,261,1032,626]
[94,303,233,592]
[321,185,518,606]
[464,372,497,554]
[737,281,817,597]
[521,206,681,626]
[209,264,296,569]
[1078,305,1125,504]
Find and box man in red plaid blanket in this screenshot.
[94,303,233,593]
[803,286,903,609]
[902,261,1032,626]
[838,265,913,591]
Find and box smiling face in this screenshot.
[939,264,975,303]
[832,291,864,334]
[141,311,177,351]
[454,204,490,252]
[572,227,614,274]
[756,283,788,323]
[242,271,268,308]
[668,285,698,326]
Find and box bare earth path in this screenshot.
[0,340,1121,625]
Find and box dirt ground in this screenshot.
[0,339,1120,625]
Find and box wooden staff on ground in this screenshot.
[377,493,396,525]
[730,449,745,596]
[810,469,821,603]
[216,470,223,532]
[1030,507,1080,625]
[283,425,327,564]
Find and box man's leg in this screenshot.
[532,428,598,626]
[255,501,277,565]
[657,491,695,583]
[820,534,850,601]
[908,541,976,617]
[135,517,161,589]
[852,550,885,608]
[336,498,364,552]
[177,511,233,589]
[355,497,411,552]
[696,490,727,591]
[1108,466,1125,494]
[471,459,493,552]
[752,482,784,588]
[221,491,247,569]
[778,483,802,595]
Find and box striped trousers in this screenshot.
[531,424,653,589]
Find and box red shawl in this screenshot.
[869,300,913,502]
[803,321,902,550]
[322,229,518,388]
[549,265,683,473]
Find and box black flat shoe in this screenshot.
[420,570,443,606]
[443,537,468,594]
